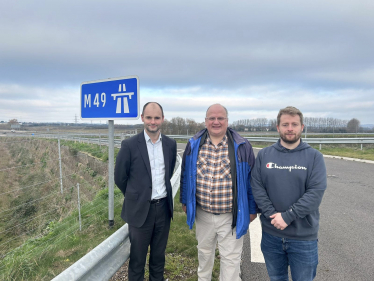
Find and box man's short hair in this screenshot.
[277,106,303,126]
[142,102,164,117]
[205,104,228,118]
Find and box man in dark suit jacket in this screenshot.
[115,102,177,281]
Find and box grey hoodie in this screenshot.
[251,139,327,240]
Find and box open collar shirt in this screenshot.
[144,130,166,200]
[196,134,233,214]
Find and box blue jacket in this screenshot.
[180,128,257,238]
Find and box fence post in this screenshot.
[99,133,101,148]
[77,183,82,231]
[319,143,322,150]
[58,138,63,194]
[108,120,115,227]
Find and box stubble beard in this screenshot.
[145,125,160,134]
[280,131,302,144]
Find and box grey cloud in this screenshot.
[0,0,373,123]
[1,0,373,87]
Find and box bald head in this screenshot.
[142,102,164,117]
[206,104,228,118]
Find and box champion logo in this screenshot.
[266,162,307,172]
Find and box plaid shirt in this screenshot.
[196,134,232,214]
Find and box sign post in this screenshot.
[81,76,139,227]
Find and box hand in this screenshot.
[182,204,187,214]
[250,213,257,223]
[270,213,288,230]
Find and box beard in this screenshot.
[145,124,160,134]
[279,131,302,144]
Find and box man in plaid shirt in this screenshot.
[180,104,257,281]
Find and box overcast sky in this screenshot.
[1,0,373,125]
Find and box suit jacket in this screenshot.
[114,131,177,227]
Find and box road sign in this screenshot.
[80,76,139,119]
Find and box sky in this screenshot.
[1,0,373,125]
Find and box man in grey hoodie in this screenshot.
[251,106,327,281]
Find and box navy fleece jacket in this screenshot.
[251,139,327,240]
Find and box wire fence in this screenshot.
[0,135,123,280]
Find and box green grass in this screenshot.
[251,142,374,161]
[309,144,374,161]
[0,188,124,280]
[59,140,118,162]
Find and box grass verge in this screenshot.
[251,142,374,161]
[60,140,120,162]
[0,188,125,280]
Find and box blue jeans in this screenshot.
[261,231,318,281]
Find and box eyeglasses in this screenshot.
[205,117,227,122]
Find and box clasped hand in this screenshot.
[270,213,288,230]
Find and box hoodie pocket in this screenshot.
[305,214,317,227]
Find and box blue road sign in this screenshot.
[80,76,139,120]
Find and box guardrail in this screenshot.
[52,154,182,281]
[243,137,374,150]
[6,133,374,149]
[243,137,374,144]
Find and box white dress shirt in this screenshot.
[144,130,166,200]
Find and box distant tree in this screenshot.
[235,124,246,131]
[186,118,197,135]
[347,118,360,133]
[8,119,18,124]
[161,119,171,134]
[170,117,186,134]
[269,119,277,131]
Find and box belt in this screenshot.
[150,197,166,204]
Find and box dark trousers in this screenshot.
[128,198,171,281]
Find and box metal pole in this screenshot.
[99,133,101,148]
[305,125,307,139]
[58,138,63,194]
[77,183,82,231]
[361,143,363,150]
[319,143,322,150]
[108,120,115,227]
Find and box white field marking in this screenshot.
[249,217,265,263]
[323,154,374,164]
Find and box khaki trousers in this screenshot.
[195,205,243,281]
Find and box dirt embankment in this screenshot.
[0,137,108,255]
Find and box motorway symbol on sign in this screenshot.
[80,76,139,119]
